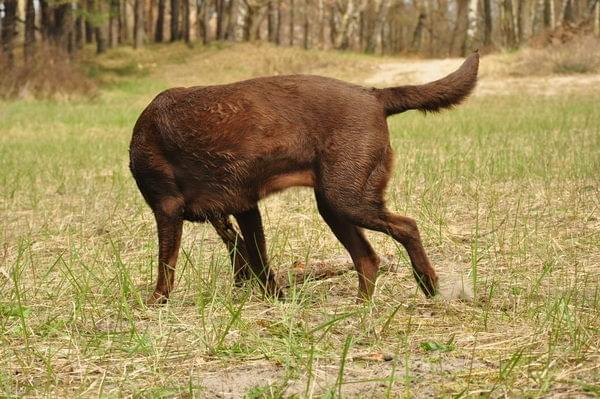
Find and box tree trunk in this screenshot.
[464,0,478,53]
[171,0,180,40]
[66,4,76,53]
[365,0,389,53]
[1,0,17,67]
[182,0,191,42]
[559,0,573,24]
[276,0,283,44]
[329,4,337,46]
[243,1,266,41]
[268,0,277,41]
[84,0,95,43]
[134,0,145,47]
[317,0,325,48]
[501,0,518,48]
[483,0,492,45]
[253,7,267,39]
[197,0,211,43]
[544,0,556,28]
[75,12,85,49]
[95,0,108,54]
[243,3,253,40]
[204,0,212,42]
[109,0,120,48]
[96,27,107,53]
[215,0,225,39]
[51,3,73,52]
[334,0,355,49]
[303,0,310,48]
[449,0,468,55]
[147,0,155,39]
[226,0,238,40]
[595,0,600,36]
[39,0,49,41]
[411,12,426,52]
[120,0,129,43]
[517,0,531,43]
[24,0,36,62]
[156,0,166,41]
[289,0,295,45]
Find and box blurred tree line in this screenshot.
[1,0,599,68]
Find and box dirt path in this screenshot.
[364,57,600,96]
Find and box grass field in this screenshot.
[1,43,600,398]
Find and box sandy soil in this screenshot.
[197,355,483,397]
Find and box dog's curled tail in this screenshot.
[375,52,479,116]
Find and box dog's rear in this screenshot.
[130,53,479,304]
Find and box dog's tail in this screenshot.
[374,52,479,116]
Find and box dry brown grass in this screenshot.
[154,42,381,87]
[0,46,97,100]
[513,36,600,76]
[481,35,600,78]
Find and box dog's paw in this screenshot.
[146,291,169,306]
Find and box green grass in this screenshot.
[1,44,599,397]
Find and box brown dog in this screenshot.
[130,53,479,304]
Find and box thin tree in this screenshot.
[182,0,191,43]
[268,0,277,41]
[317,0,325,48]
[483,0,492,46]
[197,0,211,43]
[303,0,310,49]
[85,0,95,43]
[171,0,181,40]
[95,1,108,53]
[289,0,295,45]
[216,0,225,39]
[156,0,166,41]
[243,0,267,41]
[276,0,283,44]
[48,2,73,52]
[1,0,17,67]
[75,9,84,49]
[516,0,529,44]
[109,0,120,48]
[225,0,238,40]
[24,0,36,62]
[501,0,517,48]
[449,0,468,56]
[543,0,555,29]
[411,12,426,52]
[365,0,390,53]
[464,0,478,53]
[119,0,129,43]
[147,0,155,39]
[333,0,356,49]
[134,0,145,47]
[595,0,600,36]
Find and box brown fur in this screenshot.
[130,52,479,304]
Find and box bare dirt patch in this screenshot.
[196,354,484,397]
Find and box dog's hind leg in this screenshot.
[315,193,381,300]
[210,215,252,285]
[234,207,282,298]
[318,143,438,298]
